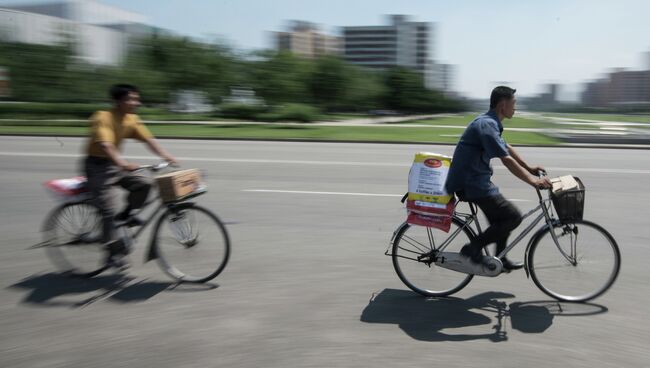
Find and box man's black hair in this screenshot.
[490,86,516,109]
[109,84,139,101]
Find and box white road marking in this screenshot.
[1,151,649,174]
[242,189,402,197]
[243,189,531,202]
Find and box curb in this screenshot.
[2,133,650,150]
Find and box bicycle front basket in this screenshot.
[550,176,585,222]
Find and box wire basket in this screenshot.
[550,176,585,222]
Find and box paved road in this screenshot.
[1,137,649,368]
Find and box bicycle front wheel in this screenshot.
[43,202,107,277]
[153,203,230,283]
[391,218,474,297]
[527,219,620,302]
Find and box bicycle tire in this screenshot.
[152,202,230,283]
[391,217,475,297]
[527,219,620,302]
[43,201,107,278]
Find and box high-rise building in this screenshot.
[582,69,650,107]
[342,15,446,90]
[275,21,341,58]
[0,0,150,65]
[429,63,456,93]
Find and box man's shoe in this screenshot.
[123,216,145,227]
[104,239,127,255]
[501,257,524,271]
[105,254,130,271]
[115,212,145,227]
[460,244,483,264]
[103,239,131,270]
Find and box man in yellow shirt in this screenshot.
[85,84,178,269]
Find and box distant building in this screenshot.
[581,69,650,107]
[429,63,456,94]
[0,0,151,65]
[275,21,341,58]
[521,83,563,110]
[342,15,453,92]
[343,15,432,72]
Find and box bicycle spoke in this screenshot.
[391,220,474,297]
[399,234,431,254]
[528,220,620,302]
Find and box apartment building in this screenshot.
[275,21,341,58]
[342,15,448,90]
[0,0,150,65]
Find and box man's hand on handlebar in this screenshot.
[121,162,140,171]
[163,155,179,167]
[528,166,546,176]
[532,176,552,189]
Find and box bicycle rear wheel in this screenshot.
[153,203,230,283]
[391,218,474,297]
[527,219,620,302]
[43,202,107,277]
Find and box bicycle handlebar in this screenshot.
[137,161,177,172]
[534,169,553,201]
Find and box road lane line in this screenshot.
[242,189,531,201]
[1,152,649,174]
[0,152,405,167]
[242,189,402,197]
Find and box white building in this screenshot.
[342,15,436,86]
[0,0,149,65]
[429,63,456,94]
[342,15,458,93]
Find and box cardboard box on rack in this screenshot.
[155,169,202,202]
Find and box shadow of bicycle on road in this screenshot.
[8,272,218,308]
[360,288,608,342]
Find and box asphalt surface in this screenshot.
[1,137,649,368]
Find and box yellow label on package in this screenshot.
[407,152,452,204]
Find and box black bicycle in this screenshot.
[388,172,620,302]
[41,163,230,283]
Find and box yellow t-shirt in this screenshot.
[86,110,153,157]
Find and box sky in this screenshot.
[2,0,650,100]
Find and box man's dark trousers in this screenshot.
[84,156,152,244]
[471,194,522,256]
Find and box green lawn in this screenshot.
[0,122,559,145]
[542,113,650,124]
[402,114,554,129]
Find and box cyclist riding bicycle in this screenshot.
[444,86,552,271]
[84,84,178,269]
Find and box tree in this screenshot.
[309,55,348,110]
[250,51,312,105]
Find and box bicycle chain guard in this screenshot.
[434,252,503,277]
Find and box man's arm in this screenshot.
[99,142,139,171]
[143,137,178,165]
[507,144,543,175]
[500,155,551,188]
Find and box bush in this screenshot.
[259,103,320,122]
[217,103,268,120]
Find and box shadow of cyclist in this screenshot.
[8,273,217,307]
[361,289,514,342]
[361,289,608,342]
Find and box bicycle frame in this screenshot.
[118,197,166,241]
[79,166,206,260]
[392,187,574,275]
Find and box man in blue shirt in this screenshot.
[445,86,551,271]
